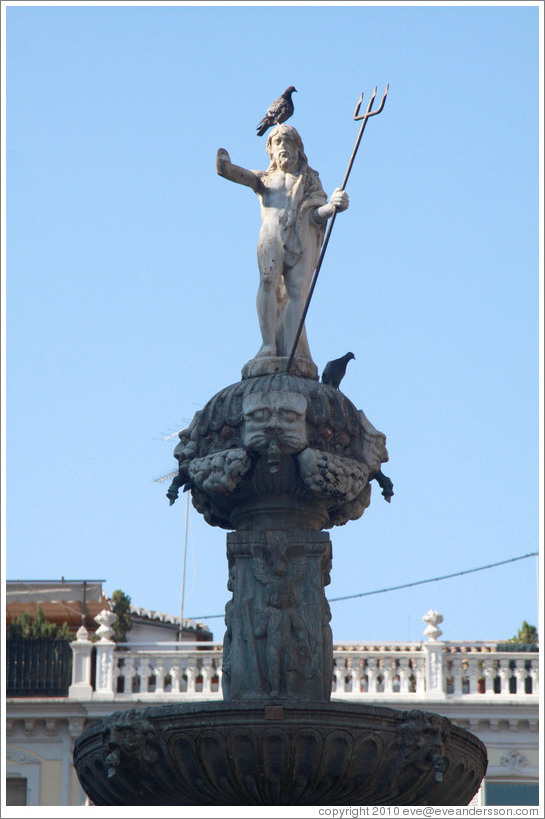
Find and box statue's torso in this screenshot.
[257,169,300,214]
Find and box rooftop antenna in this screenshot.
[154,427,191,642]
[178,491,190,643]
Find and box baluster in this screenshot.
[132,656,143,693]
[354,657,366,694]
[201,657,213,694]
[367,658,378,693]
[467,658,479,694]
[383,658,394,694]
[141,656,151,693]
[498,660,511,694]
[344,657,353,694]
[513,660,525,695]
[155,657,166,693]
[123,656,135,695]
[450,656,463,696]
[530,660,539,696]
[170,659,182,694]
[360,658,369,693]
[147,656,158,692]
[399,658,411,694]
[414,656,426,694]
[185,662,197,693]
[482,657,495,694]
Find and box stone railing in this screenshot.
[111,644,224,700]
[68,625,539,703]
[331,644,539,699]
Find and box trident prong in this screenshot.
[353,84,388,121]
[286,85,389,375]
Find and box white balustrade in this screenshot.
[443,652,539,697]
[110,644,224,700]
[331,650,424,698]
[69,637,538,702]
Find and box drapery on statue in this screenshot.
[216,125,349,366]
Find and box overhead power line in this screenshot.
[328,551,539,603]
[187,551,538,621]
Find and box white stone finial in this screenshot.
[75,625,90,642]
[423,610,444,641]
[94,609,117,642]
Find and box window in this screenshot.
[484,781,539,806]
[6,777,27,806]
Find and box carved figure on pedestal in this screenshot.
[251,551,317,697]
[217,125,348,367]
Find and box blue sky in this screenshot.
[4,2,541,644]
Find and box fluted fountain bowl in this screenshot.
[73,700,487,806]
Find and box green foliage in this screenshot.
[496,620,539,652]
[110,589,133,643]
[8,604,73,640]
[509,621,538,644]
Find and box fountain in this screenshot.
[73,90,487,806]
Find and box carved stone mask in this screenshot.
[242,391,308,455]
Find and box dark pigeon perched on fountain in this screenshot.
[321,352,355,388]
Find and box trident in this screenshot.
[286,85,389,374]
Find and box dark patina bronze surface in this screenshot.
[74,700,487,806]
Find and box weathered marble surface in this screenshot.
[217,124,348,371]
[73,701,488,806]
[167,373,388,531]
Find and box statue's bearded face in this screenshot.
[268,131,299,173]
[242,391,308,454]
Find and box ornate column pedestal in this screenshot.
[223,529,333,702]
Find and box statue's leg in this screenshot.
[283,261,312,360]
[275,278,288,355]
[256,231,283,357]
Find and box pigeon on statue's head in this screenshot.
[321,352,356,389]
[256,86,297,137]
